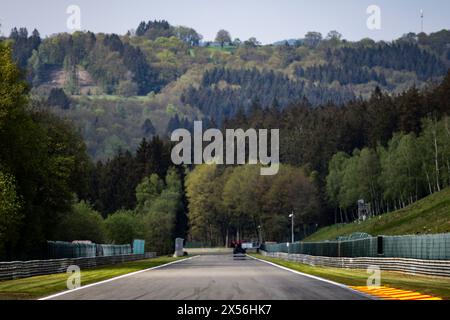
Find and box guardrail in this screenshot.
[0,252,156,281]
[261,251,450,277]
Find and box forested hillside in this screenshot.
[305,187,450,241]
[1,21,450,257]
[3,22,450,160]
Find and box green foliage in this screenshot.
[56,201,105,243]
[215,30,232,47]
[183,67,355,123]
[27,31,160,95]
[326,152,349,207]
[136,174,165,211]
[142,189,178,255]
[326,116,450,219]
[104,210,142,244]
[186,164,320,245]
[135,20,174,40]
[87,136,172,216]
[0,42,28,128]
[9,27,41,69]
[116,80,139,97]
[379,133,423,204]
[136,168,184,255]
[307,187,450,242]
[185,164,225,245]
[3,22,450,256]
[0,43,92,260]
[14,26,449,163]
[47,88,71,109]
[0,170,22,257]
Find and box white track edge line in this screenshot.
[39,255,199,300]
[247,254,377,300]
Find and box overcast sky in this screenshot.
[1,0,450,44]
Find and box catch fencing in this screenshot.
[97,244,132,257]
[47,241,134,259]
[261,233,450,260]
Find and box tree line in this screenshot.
[0,43,186,259]
[3,26,450,258]
[327,116,450,222]
[135,20,203,46]
[224,71,450,226]
[12,30,161,95]
[59,167,186,255]
[185,164,320,246]
[181,67,355,124]
[328,42,447,81]
[295,64,387,86]
[0,43,90,259]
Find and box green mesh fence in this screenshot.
[261,233,450,260]
[47,241,132,259]
[262,238,377,258]
[47,241,96,259]
[97,244,132,256]
[383,233,450,260]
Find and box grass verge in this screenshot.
[306,187,450,241]
[0,256,187,300]
[250,254,450,300]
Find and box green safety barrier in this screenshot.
[261,233,450,260]
[185,241,206,248]
[383,233,450,260]
[47,241,96,259]
[133,239,145,255]
[47,241,132,259]
[98,244,131,257]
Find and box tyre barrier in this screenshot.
[261,251,450,277]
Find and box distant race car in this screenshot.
[232,242,247,260]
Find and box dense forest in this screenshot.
[219,72,450,236]
[1,21,450,258]
[2,22,450,161]
[181,67,355,123]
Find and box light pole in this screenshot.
[289,212,295,243]
[420,9,424,33]
[257,225,262,245]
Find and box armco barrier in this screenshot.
[260,251,450,277]
[0,253,156,281]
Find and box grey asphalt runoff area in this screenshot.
[46,255,370,300]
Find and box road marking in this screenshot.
[39,256,199,300]
[247,255,376,300]
[351,286,442,300]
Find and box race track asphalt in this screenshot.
[46,254,370,300]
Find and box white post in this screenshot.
[174,238,184,257]
[289,212,295,243]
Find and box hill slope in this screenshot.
[6,24,450,160]
[305,188,450,241]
